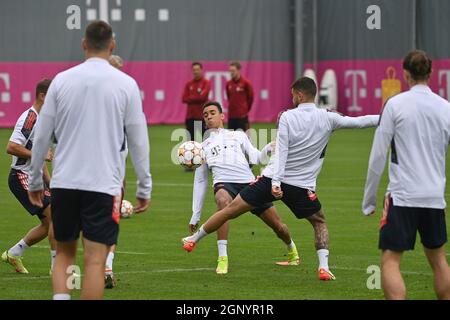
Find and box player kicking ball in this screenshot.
[186,101,300,274]
[2,79,56,274]
[182,77,379,280]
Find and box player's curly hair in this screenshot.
[403,50,432,81]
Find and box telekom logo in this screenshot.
[0,73,10,117]
[345,70,367,112]
[205,71,231,112]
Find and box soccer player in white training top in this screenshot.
[182,77,379,281]
[28,21,151,300]
[2,79,56,274]
[363,50,450,300]
[187,101,300,274]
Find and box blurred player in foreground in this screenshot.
[363,50,450,300]
[28,21,151,300]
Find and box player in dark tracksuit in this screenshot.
[182,62,210,142]
[226,61,254,131]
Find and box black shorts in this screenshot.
[8,169,51,220]
[239,176,321,219]
[228,117,249,131]
[379,196,447,251]
[51,188,121,246]
[214,182,273,216]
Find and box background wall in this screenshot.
[0,0,449,127]
[302,0,450,115]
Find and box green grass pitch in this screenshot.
[0,124,448,300]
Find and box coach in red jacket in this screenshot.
[226,61,254,131]
[182,62,210,141]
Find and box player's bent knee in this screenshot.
[217,198,232,210]
[222,208,240,220]
[307,211,326,225]
[224,196,251,219]
[40,217,50,230]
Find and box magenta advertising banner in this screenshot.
[0,61,294,128]
[305,59,450,116]
[3,59,449,128]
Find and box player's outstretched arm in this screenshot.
[362,104,395,215]
[328,112,380,130]
[190,164,208,233]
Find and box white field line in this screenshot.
[33,245,150,255]
[329,265,433,276]
[0,267,214,281]
[4,181,450,195]
[2,265,434,281]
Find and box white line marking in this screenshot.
[117,268,213,275]
[33,245,150,255]
[330,265,433,276]
[1,267,214,281]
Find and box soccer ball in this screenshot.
[178,141,205,169]
[120,200,134,218]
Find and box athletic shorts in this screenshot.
[239,176,321,219]
[213,182,273,216]
[51,188,121,246]
[228,117,249,132]
[379,195,447,251]
[8,169,51,220]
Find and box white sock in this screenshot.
[287,240,295,251]
[190,225,208,243]
[50,250,56,269]
[105,252,115,273]
[9,239,29,257]
[317,249,329,270]
[53,293,71,300]
[217,240,228,257]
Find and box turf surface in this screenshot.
[0,124,448,299]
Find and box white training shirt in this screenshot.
[190,128,263,225]
[9,106,39,175]
[270,103,379,190]
[28,57,152,199]
[362,84,450,215]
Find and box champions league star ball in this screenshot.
[120,200,134,219]
[178,141,205,169]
